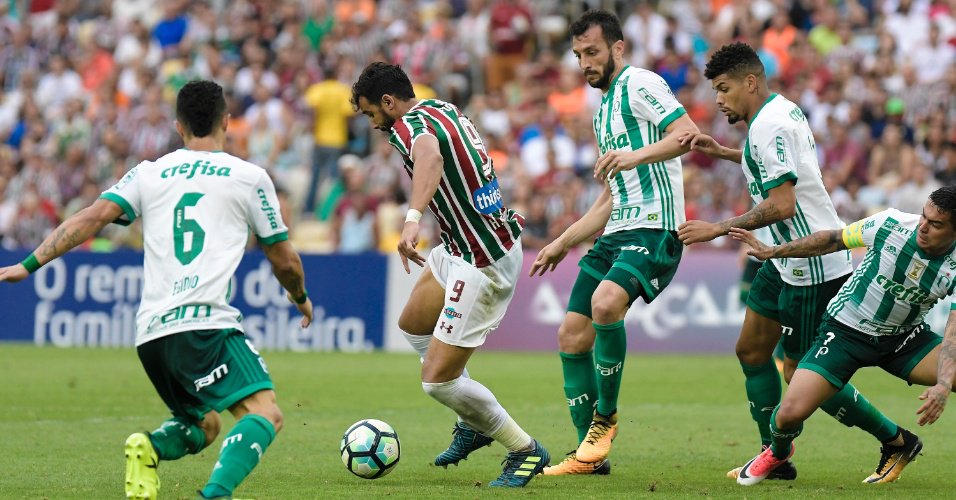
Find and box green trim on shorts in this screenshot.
[797,362,845,390]
[611,260,655,300]
[900,335,943,381]
[579,262,606,282]
[213,381,275,413]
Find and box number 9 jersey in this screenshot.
[100,149,289,346]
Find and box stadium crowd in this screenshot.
[0,0,953,254]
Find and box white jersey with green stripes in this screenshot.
[594,65,686,233]
[829,209,956,336]
[100,149,289,346]
[743,93,852,286]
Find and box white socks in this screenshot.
[403,331,470,379]
[422,376,533,452]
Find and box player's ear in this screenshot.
[611,39,625,59]
[174,120,186,139]
[381,94,394,111]
[746,74,757,93]
[222,113,230,133]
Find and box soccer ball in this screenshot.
[340,419,400,479]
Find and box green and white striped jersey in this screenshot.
[828,209,956,336]
[744,93,852,286]
[593,66,686,233]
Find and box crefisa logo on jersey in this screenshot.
[472,179,503,214]
[257,189,279,229]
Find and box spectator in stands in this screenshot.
[303,59,356,215]
[486,0,534,92]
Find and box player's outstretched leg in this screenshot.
[434,421,494,467]
[863,427,923,484]
[125,433,160,500]
[543,450,611,476]
[488,439,551,487]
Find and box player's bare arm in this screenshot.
[730,227,845,260]
[261,239,313,327]
[0,198,124,283]
[399,135,444,273]
[594,114,699,180]
[677,132,743,163]
[678,180,795,245]
[530,186,611,276]
[917,310,956,425]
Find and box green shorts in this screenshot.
[137,329,274,423]
[746,262,850,360]
[567,229,682,317]
[798,318,941,390]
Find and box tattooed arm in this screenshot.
[917,310,956,425]
[729,227,846,261]
[0,198,124,283]
[678,180,796,245]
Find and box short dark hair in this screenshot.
[703,42,765,80]
[929,185,956,228]
[350,62,415,109]
[569,9,623,47]
[176,80,226,138]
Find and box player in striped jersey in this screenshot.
[728,186,956,485]
[350,62,549,487]
[529,10,700,474]
[679,42,905,482]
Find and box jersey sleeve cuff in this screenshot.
[762,171,798,191]
[656,107,687,132]
[257,231,289,245]
[99,192,136,226]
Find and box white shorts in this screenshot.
[426,241,523,348]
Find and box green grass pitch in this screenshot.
[1,343,954,499]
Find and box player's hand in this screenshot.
[287,293,314,328]
[729,228,774,261]
[679,132,722,157]
[529,240,569,276]
[0,264,29,283]
[398,221,425,274]
[916,383,949,426]
[677,220,723,245]
[594,150,640,181]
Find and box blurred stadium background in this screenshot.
[0,0,954,350]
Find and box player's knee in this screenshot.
[735,341,772,366]
[557,320,593,353]
[590,297,624,325]
[269,406,284,434]
[199,412,222,447]
[775,399,809,428]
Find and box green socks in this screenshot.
[560,351,598,443]
[201,414,276,499]
[820,383,899,442]
[593,321,626,417]
[148,417,207,461]
[769,405,802,459]
[740,360,781,448]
